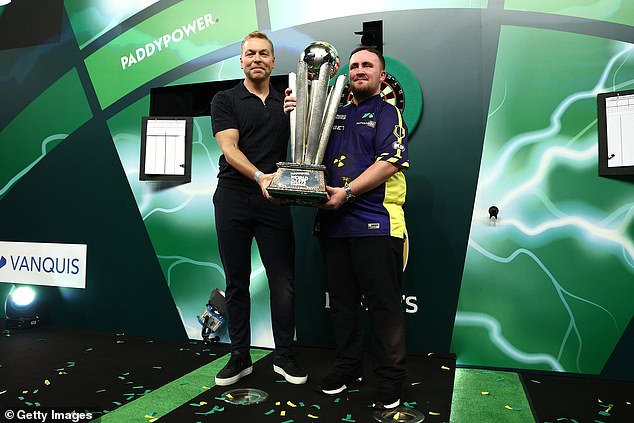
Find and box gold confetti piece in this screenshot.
[411,381,423,386]
[0,391,7,395]
[199,401,207,406]
[280,410,286,417]
[481,392,489,395]
[22,390,28,394]
[429,411,440,416]
[504,405,513,410]
[308,414,319,419]
[441,365,451,370]
[149,419,158,423]
[276,401,281,406]
[393,412,402,420]
[202,386,210,390]
[58,371,68,375]
[44,380,50,386]
[626,401,631,405]
[287,401,297,407]
[144,415,154,419]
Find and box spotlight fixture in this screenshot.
[5,286,40,329]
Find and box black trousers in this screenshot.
[213,186,296,356]
[320,236,407,384]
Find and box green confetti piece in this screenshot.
[496,377,505,382]
[530,380,541,384]
[348,389,360,393]
[593,420,606,423]
[264,409,276,415]
[189,402,202,407]
[132,386,144,389]
[310,404,321,409]
[335,397,341,403]
[342,415,356,423]
[153,366,162,369]
[113,401,121,406]
[33,389,39,394]
[34,403,40,407]
[25,402,33,406]
[299,402,305,407]
[281,420,295,423]
[85,348,93,352]
[599,411,610,416]
[96,389,107,393]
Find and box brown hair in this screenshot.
[241,31,274,57]
[349,45,385,69]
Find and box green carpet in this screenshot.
[450,368,535,423]
[93,349,271,422]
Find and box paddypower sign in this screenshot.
[0,241,87,289]
[83,0,257,109]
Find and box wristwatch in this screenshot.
[344,185,356,203]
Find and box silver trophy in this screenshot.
[267,41,347,205]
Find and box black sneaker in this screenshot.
[371,382,401,409]
[215,352,253,386]
[273,354,308,384]
[317,371,363,395]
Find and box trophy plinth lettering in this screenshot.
[267,41,346,206]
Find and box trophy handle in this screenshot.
[304,61,333,164]
[293,61,310,163]
[315,74,347,165]
[288,72,296,162]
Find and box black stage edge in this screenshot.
[0,321,230,417]
[520,372,634,423]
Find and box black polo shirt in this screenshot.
[210,81,290,193]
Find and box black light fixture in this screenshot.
[354,20,383,54]
[5,285,40,329]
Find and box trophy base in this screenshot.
[267,162,328,206]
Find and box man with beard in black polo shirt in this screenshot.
[210,31,307,386]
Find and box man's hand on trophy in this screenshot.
[316,185,347,210]
[258,173,274,198]
[259,173,289,204]
[283,87,296,114]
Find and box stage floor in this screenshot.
[1,323,632,422]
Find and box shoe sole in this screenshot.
[372,398,400,409]
[273,364,308,384]
[319,377,363,395]
[214,365,253,386]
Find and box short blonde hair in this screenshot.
[241,31,274,57]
